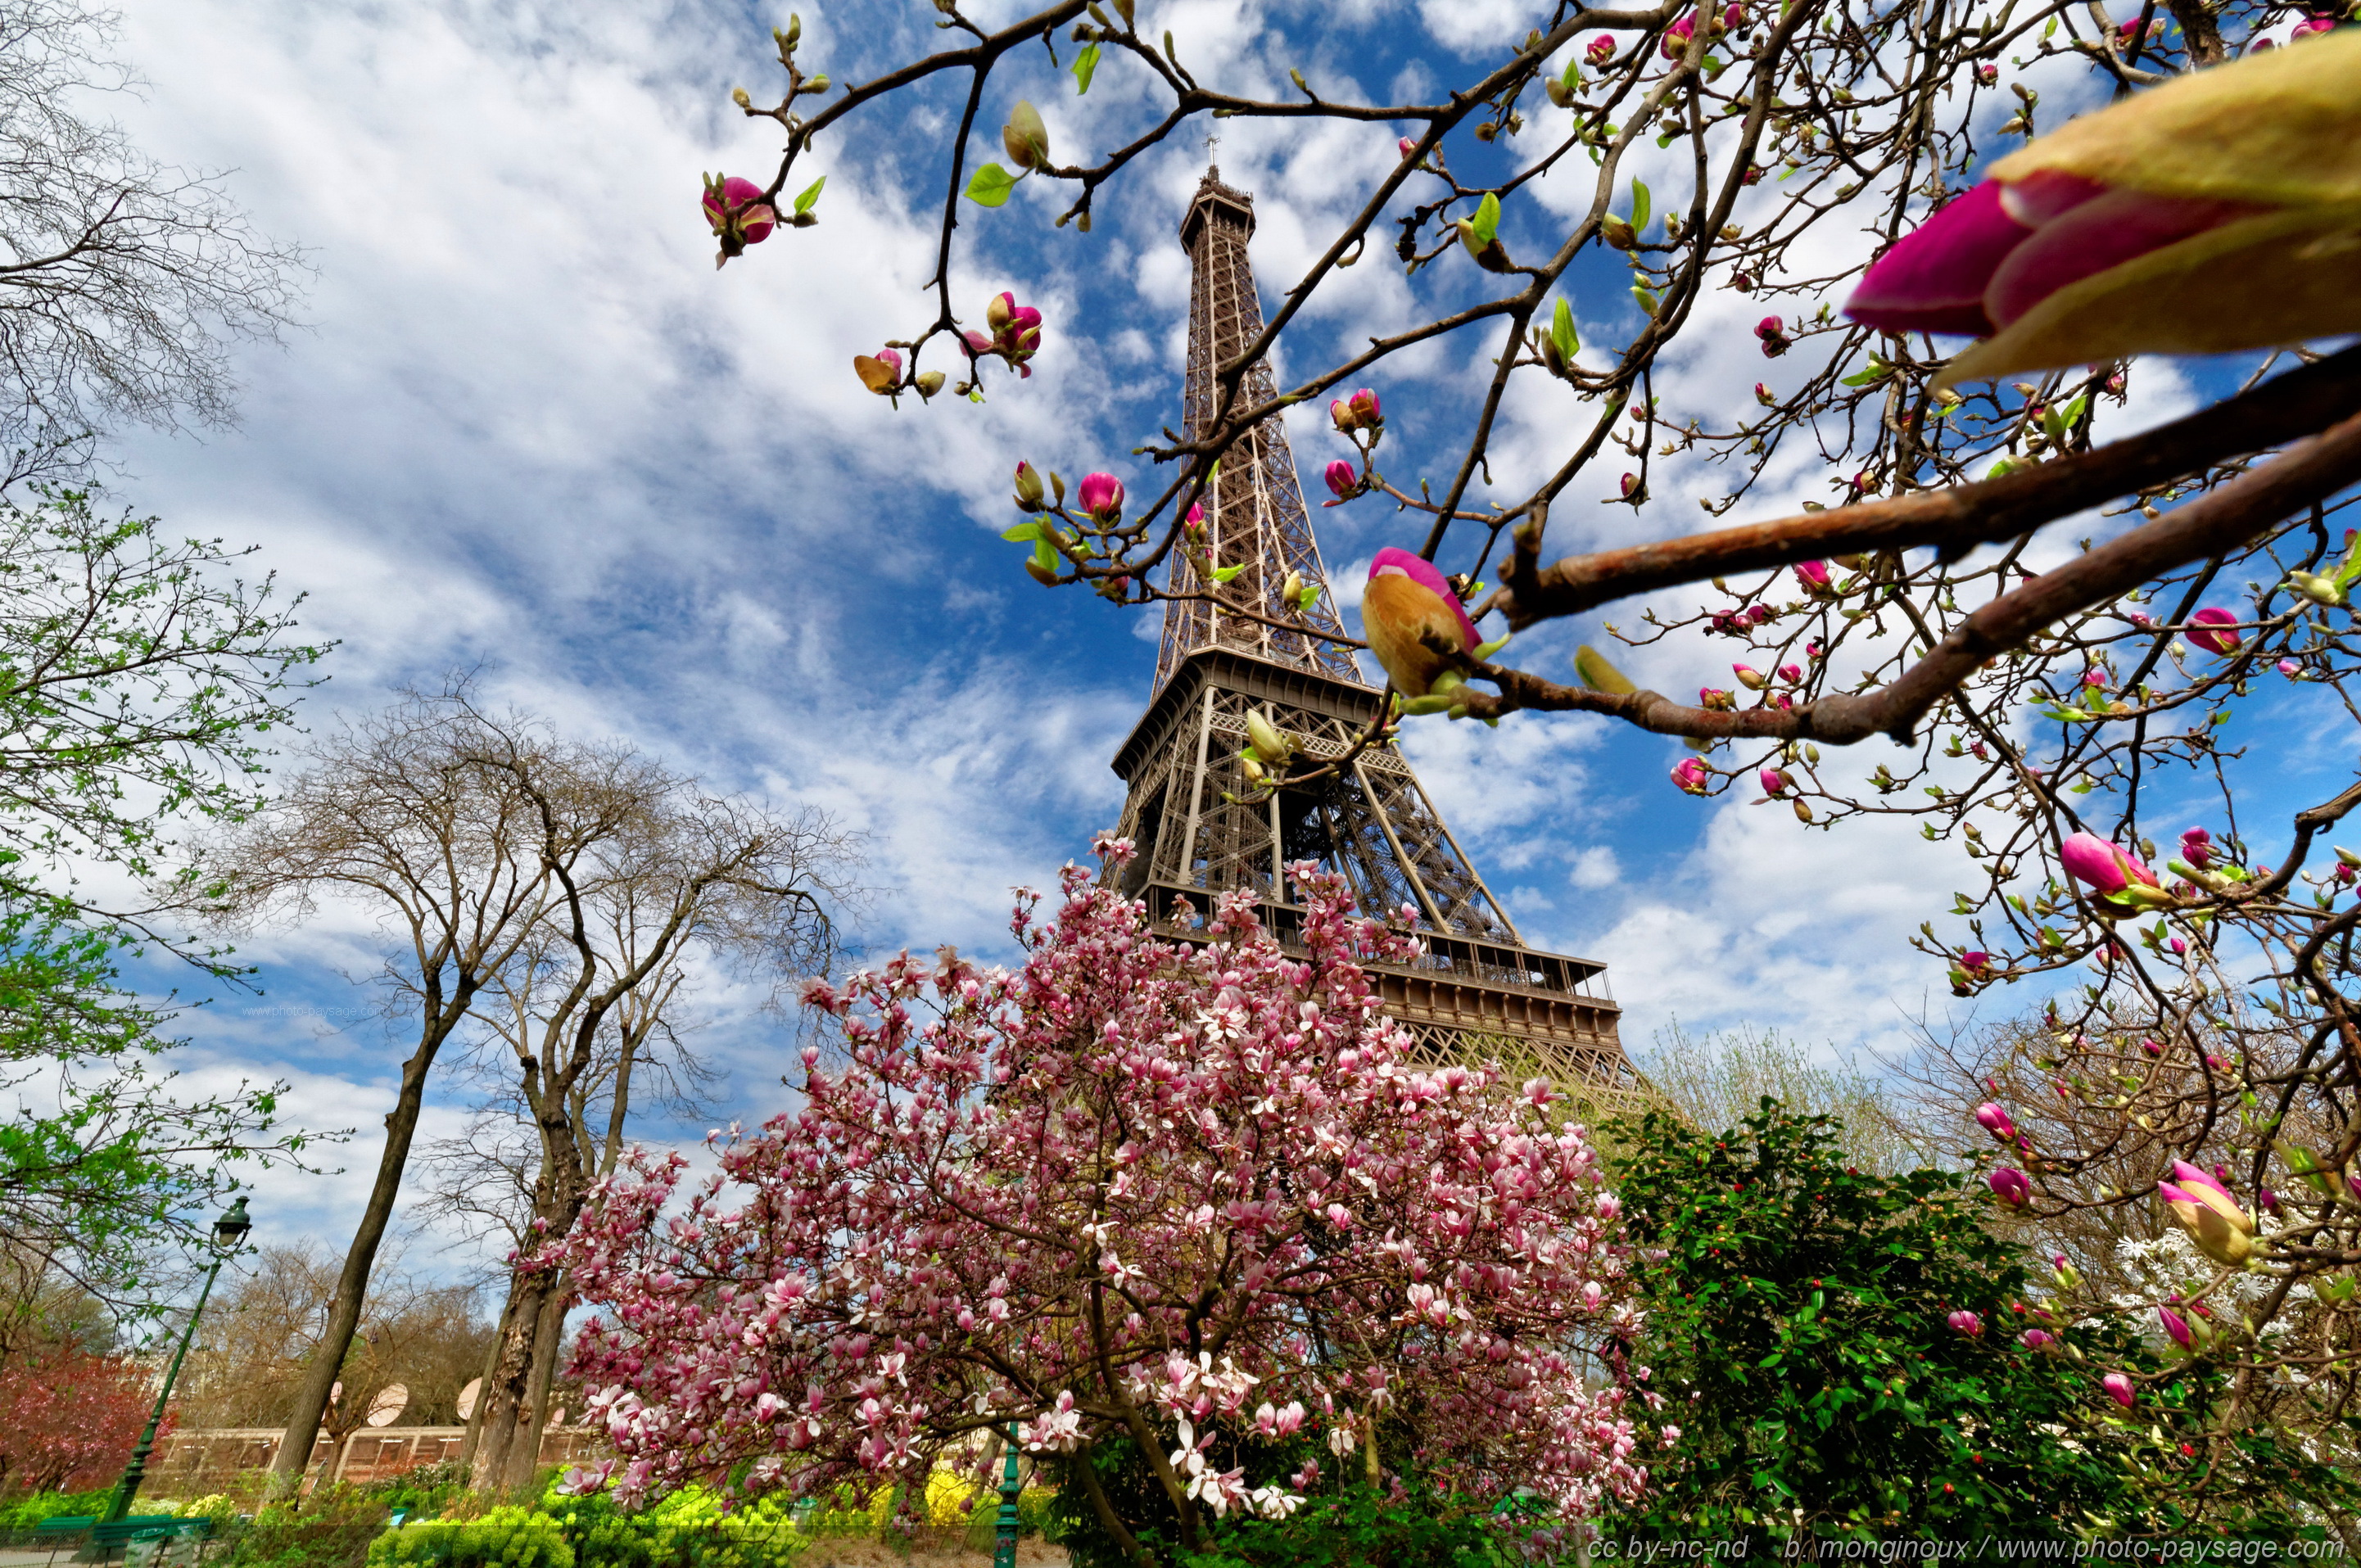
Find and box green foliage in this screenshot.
[0,1488,110,1526]
[0,488,328,1320]
[1047,1437,1504,1568]
[366,1507,571,1568]
[1173,1485,1502,1568]
[1604,1101,2351,1540]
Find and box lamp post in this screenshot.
[102,1197,253,1523]
[991,1422,1023,1568]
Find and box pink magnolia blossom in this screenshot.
[2187,608,2243,655]
[1974,1102,2016,1142]
[1759,767,1789,798]
[1793,560,1832,592]
[2059,832,2160,897]
[1947,1309,1983,1337]
[2020,1328,2056,1352]
[1398,138,1417,160]
[2157,1304,2193,1348]
[1323,459,1359,501]
[1077,472,1125,521]
[1754,382,1778,407]
[1844,174,2266,339]
[2179,826,2214,869]
[554,851,1647,1528]
[1988,1168,2030,1208]
[965,291,1044,377]
[1754,315,1790,357]
[1671,758,1710,794]
[1585,35,1615,66]
[702,176,776,265]
[1363,549,1480,698]
[2103,1372,2136,1408]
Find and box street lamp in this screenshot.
[991,1423,1024,1568]
[102,1197,253,1523]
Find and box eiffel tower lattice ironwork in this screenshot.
[1106,168,1638,1096]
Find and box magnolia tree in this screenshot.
[555,844,1647,1557]
[692,0,2361,1462]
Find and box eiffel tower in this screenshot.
[1106,168,1638,1099]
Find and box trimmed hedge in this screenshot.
[366,1508,571,1568]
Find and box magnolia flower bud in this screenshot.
[1280,570,1305,606]
[730,87,753,108]
[1988,1167,2030,1208]
[1003,101,1050,169]
[2102,1372,2134,1408]
[1324,460,1358,500]
[1600,215,1636,251]
[1947,1309,1983,1338]
[1014,461,1046,509]
[1246,711,1294,766]
[914,370,946,398]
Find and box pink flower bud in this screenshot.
[1755,382,1778,407]
[2157,1304,2191,1348]
[2060,832,2158,896]
[1759,767,1789,798]
[1976,63,1999,85]
[1585,34,1615,66]
[2079,667,2109,689]
[1778,663,1802,684]
[2103,1372,2134,1408]
[1947,1309,1983,1337]
[1184,502,1205,534]
[2186,608,2242,655]
[1754,316,1791,358]
[1348,387,1382,426]
[1398,137,1417,160]
[2277,657,2301,677]
[1620,472,1640,498]
[1793,559,1831,591]
[1733,663,1767,690]
[1960,951,1990,977]
[1671,757,1710,794]
[1659,13,1696,57]
[1077,472,1125,521]
[1974,1103,2016,1141]
[2020,1327,2055,1351]
[1323,460,1358,500]
[702,176,776,246]
[1988,1168,2030,1208]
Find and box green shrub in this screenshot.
[1605,1100,2354,1542]
[0,1489,112,1529]
[365,1507,570,1568]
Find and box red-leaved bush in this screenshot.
[0,1349,157,1494]
[554,842,1653,1552]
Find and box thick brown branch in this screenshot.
[1495,344,2361,628]
[1463,405,2361,743]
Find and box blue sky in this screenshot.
[83,0,2345,1272]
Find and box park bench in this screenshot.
[25,1518,92,1568]
[75,1516,215,1565]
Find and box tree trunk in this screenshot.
[264,1028,450,1502]
[500,1283,570,1491]
[453,1322,503,1475]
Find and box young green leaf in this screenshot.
[793,176,826,215]
[1072,41,1101,93]
[1210,563,1246,583]
[1469,191,1502,245]
[1631,178,1652,233]
[1033,536,1058,571]
[1002,522,1043,542]
[1550,298,1581,361]
[966,163,1020,206]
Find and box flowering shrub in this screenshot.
[365,1507,571,1568]
[1604,1102,2350,1539]
[0,1349,157,1495]
[556,843,1644,1557]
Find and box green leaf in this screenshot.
[1072,41,1101,93]
[793,176,825,215]
[1631,178,1652,234]
[1210,564,1246,583]
[965,163,1020,207]
[1550,297,1580,361]
[1033,537,1058,571]
[1001,522,1042,542]
[1469,191,1502,245]
[1573,644,1636,694]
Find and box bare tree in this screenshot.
[192,686,627,1501]
[452,785,860,1492]
[1635,1020,1931,1173]
[174,1240,493,1435]
[0,0,305,486]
